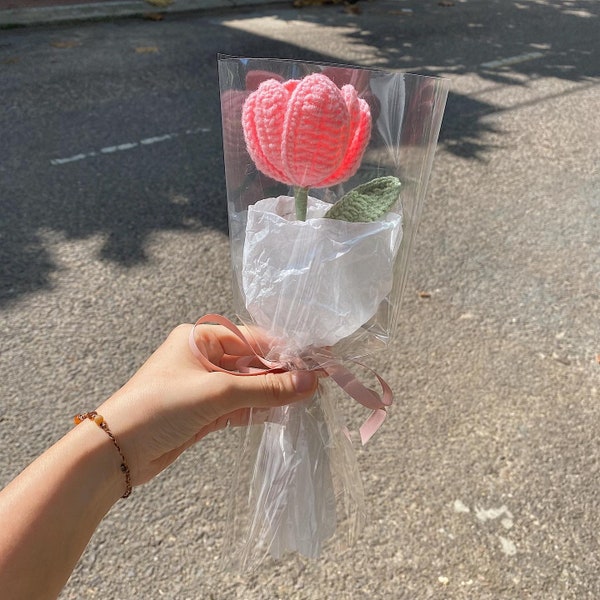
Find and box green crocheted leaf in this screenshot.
[324,176,401,222]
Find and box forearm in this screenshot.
[0,323,317,599]
[0,419,124,600]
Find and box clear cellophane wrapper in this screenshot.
[217,55,448,571]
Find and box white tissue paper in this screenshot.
[242,196,403,358]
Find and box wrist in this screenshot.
[66,418,128,508]
[73,412,132,499]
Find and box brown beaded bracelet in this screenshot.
[73,411,132,499]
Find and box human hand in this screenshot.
[97,323,318,489]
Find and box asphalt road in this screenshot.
[1,0,599,598]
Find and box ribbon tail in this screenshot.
[321,360,393,444]
[359,408,387,445]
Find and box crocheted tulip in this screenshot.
[242,73,371,219]
[221,72,285,192]
[321,66,381,123]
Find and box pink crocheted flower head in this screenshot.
[242,73,371,189]
[221,72,285,191]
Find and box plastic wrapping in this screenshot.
[243,196,402,357]
[217,56,448,571]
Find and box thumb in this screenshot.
[223,369,319,409]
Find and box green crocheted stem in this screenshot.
[294,186,309,221]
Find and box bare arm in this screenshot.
[0,422,123,600]
[0,323,317,600]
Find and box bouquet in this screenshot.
[213,56,448,571]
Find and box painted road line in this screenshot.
[50,127,210,166]
[140,134,178,145]
[480,51,544,69]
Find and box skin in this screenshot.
[0,323,318,600]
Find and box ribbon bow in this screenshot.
[188,314,393,444]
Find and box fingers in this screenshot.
[214,369,319,412]
[190,325,245,367]
[190,321,272,367]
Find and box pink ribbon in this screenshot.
[188,314,393,444]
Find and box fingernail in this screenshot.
[291,370,316,394]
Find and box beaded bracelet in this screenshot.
[73,411,132,498]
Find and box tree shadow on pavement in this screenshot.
[0,0,597,306]
[271,0,598,159]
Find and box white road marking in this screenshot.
[50,127,210,166]
[480,51,544,69]
[50,153,89,165]
[140,134,177,145]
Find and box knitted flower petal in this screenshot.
[242,79,291,183]
[282,73,351,188]
[283,79,300,94]
[319,87,371,187]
